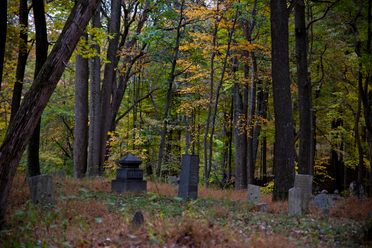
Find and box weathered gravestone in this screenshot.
[294,174,313,212]
[131,210,144,227]
[313,191,338,215]
[28,174,55,205]
[112,154,147,193]
[288,187,302,215]
[168,176,179,186]
[178,154,199,199]
[247,184,260,204]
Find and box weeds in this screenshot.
[0,173,369,247]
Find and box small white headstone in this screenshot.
[288,187,302,215]
[247,184,260,204]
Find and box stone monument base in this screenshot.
[112,180,147,193]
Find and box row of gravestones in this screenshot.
[247,174,343,215]
[26,154,200,207]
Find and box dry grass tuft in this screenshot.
[330,197,372,220]
[147,181,177,197]
[162,217,246,247]
[249,232,296,248]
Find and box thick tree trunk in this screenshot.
[0,0,100,227]
[27,0,49,177]
[73,47,89,178]
[0,0,7,90]
[270,0,295,201]
[87,8,101,177]
[233,83,247,189]
[10,0,28,122]
[99,0,121,173]
[295,0,312,175]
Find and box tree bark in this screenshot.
[27,0,49,177]
[0,0,7,90]
[233,82,247,189]
[74,40,89,178]
[270,0,295,201]
[87,7,101,177]
[10,0,28,122]
[99,0,121,173]
[295,0,312,175]
[0,0,100,227]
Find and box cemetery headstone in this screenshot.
[178,154,199,199]
[131,210,144,227]
[111,154,147,193]
[247,184,260,204]
[168,176,179,186]
[255,202,268,212]
[294,174,313,212]
[288,187,302,215]
[313,192,333,215]
[28,174,55,205]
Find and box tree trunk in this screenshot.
[233,83,247,189]
[295,0,312,175]
[355,71,363,183]
[99,0,121,173]
[156,0,185,177]
[0,0,100,227]
[203,2,220,185]
[87,7,101,177]
[270,0,295,201]
[27,0,49,177]
[10,0,28,122]
[207,12,237,184]
[247,52,257,184]
[0,0,7,90]
[73,43,89,178]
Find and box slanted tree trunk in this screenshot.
[270,0,295,201]
[0,0,7,90]
[10,0,28,122]
[0,0,100,227]
[73,38,89,178]
[27,0,49,177]
[87,7,101,177]
[295,0,312,175]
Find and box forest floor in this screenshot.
[1,174,371,248]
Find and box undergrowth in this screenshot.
[0,174,370,247]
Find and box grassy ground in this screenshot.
[0,174,371,247]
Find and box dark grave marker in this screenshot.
[178,154,199,199]
[28,174,55,205]
[111,154,147,193]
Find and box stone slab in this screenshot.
[294,174,313,212]
[288,187,302,215]
[28,174,55,205]
[247,184,260,204]
[178,154,199,200]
